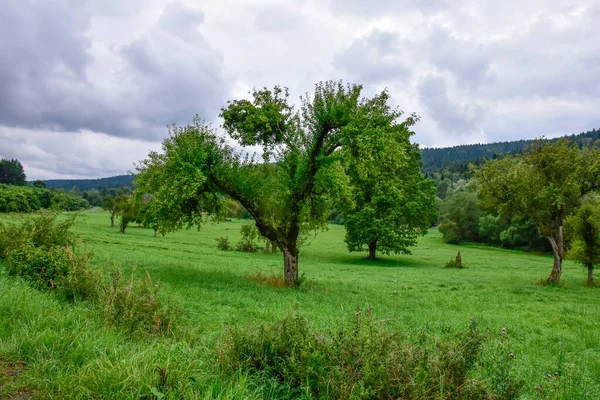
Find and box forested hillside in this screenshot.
[421,127,600,174]
[42,174,135,191]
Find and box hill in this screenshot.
[420,127,600,174]
[42,174,135,191]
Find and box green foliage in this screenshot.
[82,189,103,206]
[235,223,261,252]
[477,138,600,282]
[102,269,179,336]
[438,191,480,244]
[135,81,406,286]
[420,127,600,176]
[565,195,600,284]
[5,246,71,289]
[0,213,76,258]
[0,184,88,213]
[218,309,522,399]
[114,195,137,233]
[43,174,135,191]
[0,159,26,186]
[340,94,437,260]
[0,213,177,337]
[445,259,466,269]
[216,236,232,251]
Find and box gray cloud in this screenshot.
[0,0,228,140]
[334,30,412,86]
[418,75,485,136]
[1,0,599,179]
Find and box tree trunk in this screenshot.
[110,214,115,227]
[547,228,564,283]
[265,240,270,253]
[283,246,299,287]
[368,240,377,260]
[588,266,594,286]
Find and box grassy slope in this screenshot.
[1,210,599,398]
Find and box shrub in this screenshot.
[102,268,179,336]
[0,213,178,337]
[445,251,466,269]
[216,236,231,251]
[60,247,103,303]
[445,259,466,269]
[0,213,77,259]
[217,309,523,399]
[235,223,261,253]
[5,245,71,289]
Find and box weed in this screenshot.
[216,236,232,251]
[217,309,523,399]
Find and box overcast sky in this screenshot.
[1,0,599,180]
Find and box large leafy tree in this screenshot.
[136,81,408,286]
[477,139,600,283]
[565,195,600,285]
[341,104,437,259]
[0,159,26,186]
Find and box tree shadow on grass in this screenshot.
[315,254,433,269]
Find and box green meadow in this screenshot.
[1,210,599,399]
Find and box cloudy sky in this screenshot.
[1,0,599,179]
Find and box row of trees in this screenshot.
[439,139,600,285]
[135,82,438,286]
[0,184,90,213]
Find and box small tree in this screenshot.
[565,195,600,285]
[102,196,118,227]
[477,139,600,283]
[438,190,480,244]
[341,105,437,259]
[114,195,136,234]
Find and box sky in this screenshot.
[1,0,599,180]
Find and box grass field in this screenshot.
[1,210,599,399]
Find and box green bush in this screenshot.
[0,213,76,259]
[5,245,71,289]
[445,259,466,269]
[235,223,261,253]
[216,236,232,251]
[0,213,178,337]
[102,268,179,336]
[217,309,523,399]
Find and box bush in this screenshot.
[5,245,71,289]
[0,213,77,259]
[102,268,179,336]
[217,309,523,399]
[0,213,178,337]
[216,236,231,251]
[235,223,261,253]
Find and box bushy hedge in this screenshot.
[0,184,89,213]
[218,309,523,399]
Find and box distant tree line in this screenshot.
[41,174,135,191]
[420,127,600,175]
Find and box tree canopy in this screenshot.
[136,81,425,286]
[340,100,437,259]
[0,159,26,186]
[477,139,600,283]
[565,194,600,285]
